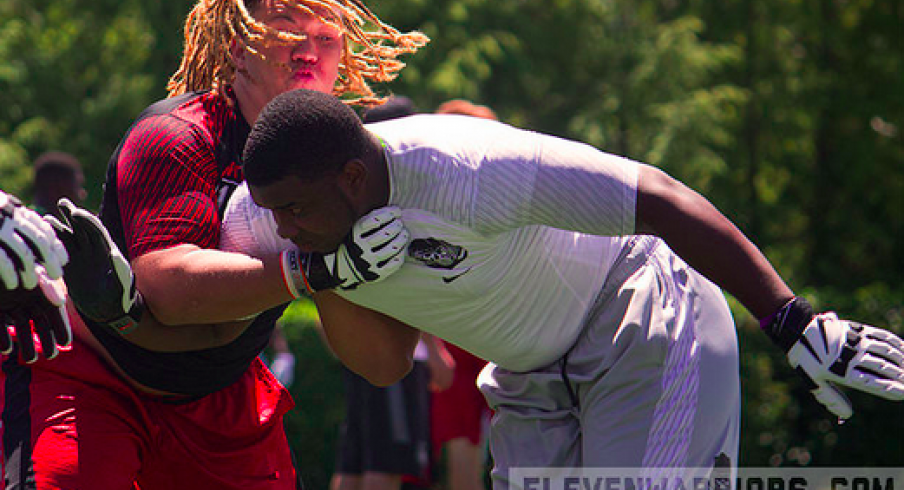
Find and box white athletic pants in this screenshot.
[479,237,740,490]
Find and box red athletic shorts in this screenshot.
[430,342,490,452]
[0,337,297,489]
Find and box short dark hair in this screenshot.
[243,89,374,186]
[34,151,82,188]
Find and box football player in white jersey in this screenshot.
[223,89,904,489]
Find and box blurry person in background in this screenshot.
[434,99,497,121]
[264,323,296,388]
[32,151,87,218]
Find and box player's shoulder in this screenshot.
[368,114,520,159]
[224,183,266,219]
[125,91,230,145]
[368,113,507,138]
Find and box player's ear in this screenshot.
[230,38,246,71]
[337,159,368,200]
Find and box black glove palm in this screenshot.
[47,199,144,333]
[0,276,71,362]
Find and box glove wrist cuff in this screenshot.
[761,296,815,352]
[95,292,145,335]
[304,252,338,292]
[280,250,338,296]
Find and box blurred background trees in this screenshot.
[2,0,902,486]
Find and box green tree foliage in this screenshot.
[371,0,746,197]
[683,0,904,467]
[0,0,193,207]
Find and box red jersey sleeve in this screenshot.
[116,114,222,258]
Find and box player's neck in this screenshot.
[230,79,267,126]
[366,150,391,210]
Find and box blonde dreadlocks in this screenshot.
[166,0,428,106]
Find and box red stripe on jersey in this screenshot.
[115,93,243,258]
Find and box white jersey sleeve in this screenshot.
[219,183,294,257]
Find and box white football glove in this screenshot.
[765,297,904,420]
[0,190,68,290]
[281,206,409,296]
[220,185,408,297]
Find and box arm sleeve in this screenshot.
[473,130,639,237]
[116,115,222,258]
[219,183,294,257]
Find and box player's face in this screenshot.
[249,174,357,254]
[235,1,343,100]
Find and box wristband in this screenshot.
[280,249,311,298]
[758,298,794,331]
[761,296,815,352]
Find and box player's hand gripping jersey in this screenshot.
[221,199,408,296]
[278,207,409,296]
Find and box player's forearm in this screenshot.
[635,165,794,319]
[121,314,254,351]
[315,290,420,386]
[133,244,293,325]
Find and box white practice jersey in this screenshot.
[221,114,641,372]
